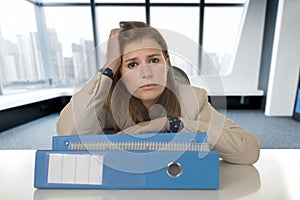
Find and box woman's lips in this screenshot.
[140,84,157,90]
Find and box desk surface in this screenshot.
[0,149,299,200]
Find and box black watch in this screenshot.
[99,68,114,80]
[167,116,184,133]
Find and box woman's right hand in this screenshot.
[105,28,123,73]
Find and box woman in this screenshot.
[57,21,260,165]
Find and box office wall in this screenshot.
[265,0,300,116]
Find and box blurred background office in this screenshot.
[0,0,299,149]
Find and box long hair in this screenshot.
[106,21,181,132]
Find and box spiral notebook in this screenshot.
[34,132,220,189]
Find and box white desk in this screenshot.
[0,149,299,200]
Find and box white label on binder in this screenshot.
[89,155,104,185]
[61,154,76,183]
[75,154,90,184]
[47,153,103,185]
[48,154,62,183]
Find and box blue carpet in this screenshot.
[226,110,300,149]
[0,113,59,149]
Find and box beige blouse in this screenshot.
[57,72,260,165]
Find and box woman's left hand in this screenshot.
[117,117,169,134]
[105,28,123,72]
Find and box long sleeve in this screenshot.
[56,72,113,135]
[179,86,260,165]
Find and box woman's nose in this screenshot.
[141,65,153,79]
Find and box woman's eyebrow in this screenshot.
[124,57,138,63]
[147,54,161,58]
[124,54,161,63]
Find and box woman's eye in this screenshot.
[149,58,160,64]
[127,62,138,69]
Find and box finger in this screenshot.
[119,127,140,134]
[109,28,123,37]
[116,131,125,134]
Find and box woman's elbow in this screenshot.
[225,138,261,165]
[245,139,260,165]
[56,117,77,136]
[240,144,260,165]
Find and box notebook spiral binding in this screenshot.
[68,141,210,151]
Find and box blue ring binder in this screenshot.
[34,132,220,189]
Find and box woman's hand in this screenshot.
[105,28,123,73]
[117,117,170,134]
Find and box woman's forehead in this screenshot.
[122,48,163,60]
[123,38,163,54]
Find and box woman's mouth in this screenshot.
[140,84,157,90]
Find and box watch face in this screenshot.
[101,68,114,79]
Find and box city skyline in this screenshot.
[0,25,96,87]
[0,23,233,96]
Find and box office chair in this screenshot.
[172,66,190,85]
[172,66,211,103]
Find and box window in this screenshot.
[205,0,246,3]
[44,6,94,85]
[151,7,200,76]
[0,0,43,94]
[97,6,145,45]
[203,6,244,75]
[150,0,199,2]
[151,7,199,43]
[42,0,90,2]
[96,0,144,2]
[0,0,247,96]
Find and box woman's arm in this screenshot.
[57,27,123,136]
[116,85,260,164]
[180,87,260,165]
[56,73,113,135]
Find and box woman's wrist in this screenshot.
[167,116,184,133]
[99,67,114,80]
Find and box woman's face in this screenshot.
[120,38,168,109]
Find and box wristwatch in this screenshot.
[99,67,114,80]
[167,116,184,133]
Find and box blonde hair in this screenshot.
[106,21,181,132]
